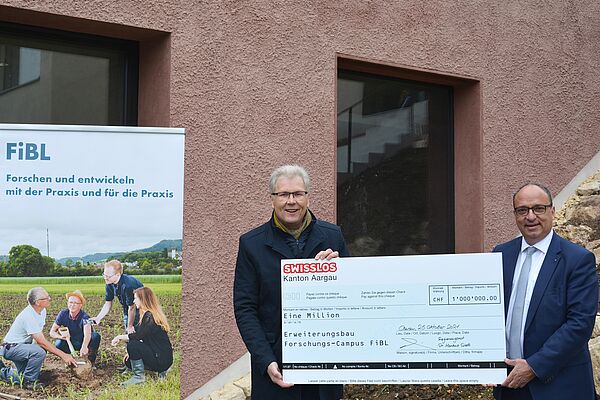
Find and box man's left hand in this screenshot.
[502,358,535,388]
[80,345,89,357]
[315,248,339,260]
[267,361,294,388]
[126,326,135,334]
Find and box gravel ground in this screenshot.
[343,384,494,400]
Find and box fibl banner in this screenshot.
[0,124,184,263]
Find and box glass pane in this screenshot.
[337,70,454,257]
[0,26,135,125]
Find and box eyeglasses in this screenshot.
[271,191,308,200]
[68,301,82,305]
[103,273,116,279]
[514,204,552,216]
[38,296,52,302]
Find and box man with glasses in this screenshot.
[0,287,77,390]
[49,290,101,365]
[92,260,143,333]
[493,183,598,400]
[234,164,349,400]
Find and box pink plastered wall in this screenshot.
[2,1,600,397]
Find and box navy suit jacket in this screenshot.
[493,233,598,400]
[233,214,349,400]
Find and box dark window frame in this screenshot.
[0,21,138,125]
[337,67,455,255]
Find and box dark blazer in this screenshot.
[493,233,598,400]
[128,311,173,372]
[234,213,349,400]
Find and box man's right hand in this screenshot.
[315,248,339,260]
[62,353,78,367]
[267,362,294,388]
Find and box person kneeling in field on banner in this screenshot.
[111,287,173,386]
[49,290,101,365]
[0,287,78,390]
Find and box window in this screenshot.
[0,44,40,91]
[0,23,138,125]
[337,69,454,256]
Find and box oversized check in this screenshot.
[281,253,506,384]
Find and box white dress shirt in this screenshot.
[505,230,554,357]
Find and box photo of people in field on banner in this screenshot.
[0,124,184,399]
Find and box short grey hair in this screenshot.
[27,287,47,305]
[268,165,311,193]
[512,183,553,206]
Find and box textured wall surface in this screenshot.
[2,1,600,396]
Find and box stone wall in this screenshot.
[554,169,600,270]
[199,375,250,400]
[556,169,600,394]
